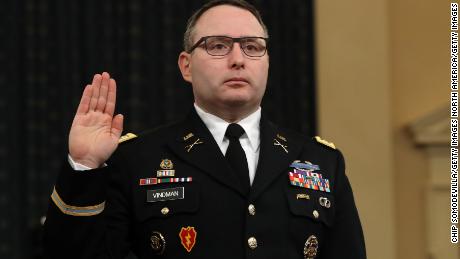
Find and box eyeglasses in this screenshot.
[188,36,268,57]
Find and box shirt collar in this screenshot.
[194,103,261,151]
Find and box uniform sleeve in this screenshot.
[320,151,367,258]
[43,156,133,259]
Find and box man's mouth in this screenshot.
[224,77,249,85]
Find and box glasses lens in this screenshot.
[241,38,267,57]
[205,37,233,56]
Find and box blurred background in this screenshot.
[0,0,454,258]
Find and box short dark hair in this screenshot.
[183,0,269,52]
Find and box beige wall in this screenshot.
[315,0,450,259]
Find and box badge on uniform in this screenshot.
[183,132,204,153]
[273,133,288,153]
[290,160,320,171]
[139,158,193,186]
[150,231,166,255]
[157,159,175,177]
[179,226,197,252]
[304,235,319,259]
[289,161,330,192]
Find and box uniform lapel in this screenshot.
[167,109,247,197]
[250,115,304,201]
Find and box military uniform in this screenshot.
[44,109,366,259]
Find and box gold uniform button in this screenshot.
[248,204,256,216]
[248,237,258,249]
[161,207,170,215]
[313,210,319,219]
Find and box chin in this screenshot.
[221,98,254,109]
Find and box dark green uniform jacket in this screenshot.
[44,109,366,259]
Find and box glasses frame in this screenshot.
[187,36,269,57]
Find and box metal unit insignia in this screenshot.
[150,231,166,255]
[314,136,336,149]
[179,226,197,253]
[319,197,331,208]
[146,187,184,202]
[119,133,137,143]
[304,235,319,259]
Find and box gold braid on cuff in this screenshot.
[51,186,105,216]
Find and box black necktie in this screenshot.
[225,123,250,194]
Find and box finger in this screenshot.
[89,74,102,111]
[76,85,92,115]
[96,72,110,112]
[104,78,117,116]
[111,114,124,139]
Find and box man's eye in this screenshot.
[208,43,229,50]
[244,43,263,52]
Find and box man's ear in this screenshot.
[178,52,192,83]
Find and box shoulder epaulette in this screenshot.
[314,136,336,149]
[119,133,137,144]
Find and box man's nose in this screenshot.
[227,43,245,69]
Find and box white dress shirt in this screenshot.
[70,104,262,186]
[194,104,261,185]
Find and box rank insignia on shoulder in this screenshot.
[119,133,137,143]
[304,235,319,259]
[314,136,336,149]
[179,226,197,253]
[289,170,331,193]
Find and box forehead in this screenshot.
[193,5,265,39]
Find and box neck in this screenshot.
[195,102,259,123]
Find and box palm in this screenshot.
[69,73,124,168]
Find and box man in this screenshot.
[44,0,366,258]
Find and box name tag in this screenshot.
[147,187,184,202]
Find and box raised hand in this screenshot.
[69,72,124,168]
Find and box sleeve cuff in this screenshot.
[68,154,107,171]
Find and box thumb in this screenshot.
[111,114,124,139]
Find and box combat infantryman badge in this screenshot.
[150,231,166,255]
[179,226,197,252]
[304,235,319,259]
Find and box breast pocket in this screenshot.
[285,187,335,228]
[134,182,201,222]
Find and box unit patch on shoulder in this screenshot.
[314,136,336,149]
[119,133,137,143]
